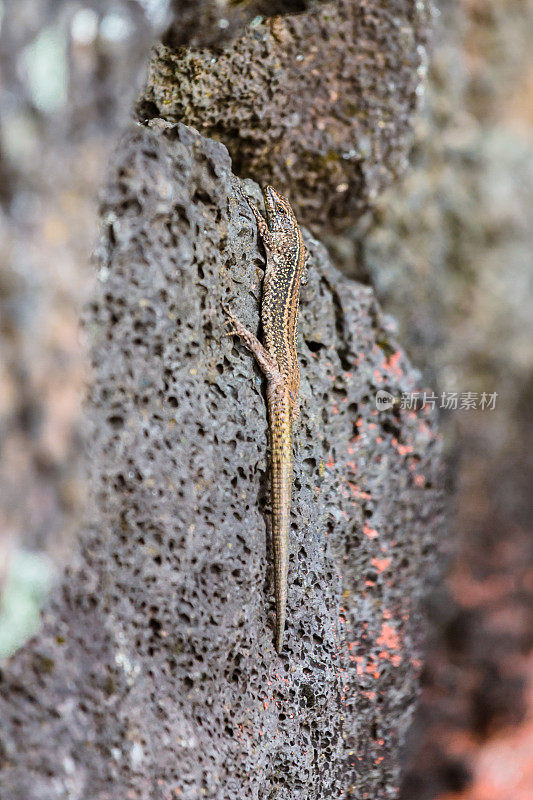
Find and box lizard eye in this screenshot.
[275,206,291,224]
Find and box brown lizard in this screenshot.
[224,185,308,653]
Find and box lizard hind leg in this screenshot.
[223,305,278,381]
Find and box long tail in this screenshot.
[269,395,293,653]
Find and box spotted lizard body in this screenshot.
[225,185,308,652]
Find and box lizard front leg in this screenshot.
[300,247,310,286]
[236,186,276,252]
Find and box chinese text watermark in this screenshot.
[375,390,498,412]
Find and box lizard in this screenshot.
[224,185,308,653]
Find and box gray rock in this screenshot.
[138,0,431,235]
[0,122,443,799]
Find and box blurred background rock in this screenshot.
[0,0,532,798]
[351,3,533,798]
[0,0,160,653]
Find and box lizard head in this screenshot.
[262,185,297,233]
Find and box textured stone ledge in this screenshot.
[139,0,431,235]
[0,122,443,799]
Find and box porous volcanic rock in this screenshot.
[138,0,431,235]
[0,122,443,799]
